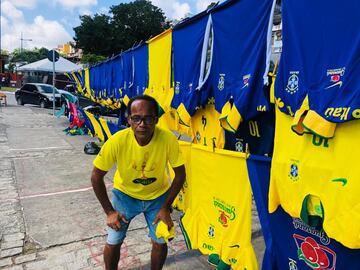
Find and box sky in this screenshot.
[0,0,216,53]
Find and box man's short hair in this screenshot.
[127,95,159,117]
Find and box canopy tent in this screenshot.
[18,57,82,73]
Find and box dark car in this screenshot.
[15,83,63,108]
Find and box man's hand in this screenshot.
[107,210,128,231]
[153,207,173,229]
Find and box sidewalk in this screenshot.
[0,98,265,269]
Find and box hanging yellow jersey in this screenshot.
[190,104,225,149]
[182,144,257,269]
[269,108,360,249]
[144,29,173,113]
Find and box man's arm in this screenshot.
[91,166,128,230]
[153,165,186,228]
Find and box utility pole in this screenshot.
[20,32,32,53]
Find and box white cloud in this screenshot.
[10,0,38,9]
[1,1,72,52]
[2,1,24,20]
[54,0,97,9]
[196,0,213,12]
[151,0,191,20]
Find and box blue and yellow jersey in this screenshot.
[269,108,360,249]
[206,0,273,132]
[275,0,360,138]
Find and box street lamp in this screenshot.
[20,32,32,53]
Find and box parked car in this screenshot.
[15,83,64,108]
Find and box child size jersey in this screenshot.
[190,104,225,149]
[172,11,210,126]
[131,43,148,99]
[205,0,274,132]
[247,155,360,270]
[172,141,191,213]
[93,126,184,200]
[224,106,275,156]
[184,144,257,270]
[144,29,173,113]
[269,108,360,248]
[275,0,360,138]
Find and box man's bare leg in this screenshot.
[151,241,168,270]
[104,243,122,270]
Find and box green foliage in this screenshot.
[74,0,169,56]
[10,47,49,64]
[80,53,107,65]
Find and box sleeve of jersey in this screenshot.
[167,133,185,168]
[93,138,117,172]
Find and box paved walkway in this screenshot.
[0,94,264,270]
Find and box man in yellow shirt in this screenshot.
[91,95,186,270]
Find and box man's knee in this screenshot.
[152,241,167,251]
[105,242,122,252]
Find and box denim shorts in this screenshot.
[107,188,169,245]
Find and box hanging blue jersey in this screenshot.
[172,11,209,121]
[122,50,133,100]
[247,156,360,270]
[275,0,360,137]
[104,61,113,98]
[207,0,273,132]
[132,43,148,97]
[224,106,275,156]
[112,55,123,101]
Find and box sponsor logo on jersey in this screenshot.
[218,73,225,91]
[325,67,345,89]
[292,218,330,245]
[331,178,347,187]
[175,81,180,94]
[293,234,336,270]
[288,258,298,270]
[196,131,201,142]
[286,71,300,94]
[213,197,236,227]
[202,242,215,251]
[241,74,251,89]
[288,160,300,181]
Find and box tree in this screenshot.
[80,53,107,66]
[73,0,170,56]
[73,14,113,57]
[10,47,49,64]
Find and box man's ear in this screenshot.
[127,117,131,126]
[155,116,159,124]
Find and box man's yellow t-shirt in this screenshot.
[93,126,184,200]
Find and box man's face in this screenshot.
[128,99,158,145]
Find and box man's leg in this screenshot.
[150,240,168,270]
[104,243,122,270]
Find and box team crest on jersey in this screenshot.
[289,160,300,181]
[175,81,180,94]
[196,131,201,142]
[325,67,345,89]
[208,224,215,238]
[241,74,251,89]
[235,139,244,152]
[286,71,300,94]
[218,73,225,91]
[293,234,336,270]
